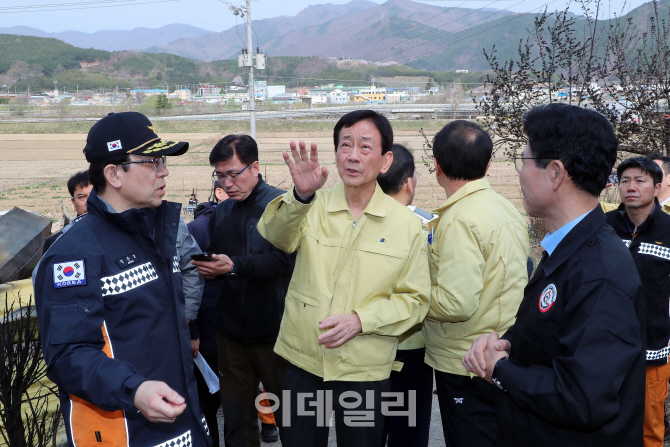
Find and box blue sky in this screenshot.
[0,0,650,33]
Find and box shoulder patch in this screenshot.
[53,260,86,288]
[538,284,557,313]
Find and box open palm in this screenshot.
[283,140,329,199]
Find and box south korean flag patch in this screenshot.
[53,260,87,289]
[107,140,122,152]
[538,284,557,313]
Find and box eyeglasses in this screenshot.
[212,163,252,182]
[513,156,552,173]
[121,156,167,171]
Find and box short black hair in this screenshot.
[88,153,129,194]
[67,170,90,197]
[432,120,492,181]
[333,110,393,155]
[523,103,618,197]
[377,144,415,195]
[209,134,258,166]
[617,157,663,186]
[646,151,670,176]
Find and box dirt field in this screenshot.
[0,128,526,234]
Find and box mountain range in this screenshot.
[0,0,515,69]
[0,0,667,73]
[0,24,212,52]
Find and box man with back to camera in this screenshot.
[376,143,433,447]
[424,120,529,447]
[43,170,93,251]
[191,134,294,447]
[257,110,431,447]
[605,157,670,447]
[34,111,211,447]
[463,103,646,446]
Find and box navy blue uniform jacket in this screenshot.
[606,200,670,366]
[35,190,211,447]
[207,176,295,344]
[496,206,646,446]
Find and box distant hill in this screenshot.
[2,0,667,75]
[0,34,110,75]
[3,0,667,94]
[0,33,483,94]
[260,0,513,61]
[0,24,213,52]
[146,0,379,61]
[151,0,514,62]
[408,0,670,71]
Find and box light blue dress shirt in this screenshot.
[541,210,592,256]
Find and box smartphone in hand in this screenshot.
[190,253,214,262]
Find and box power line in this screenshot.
[359,0,508,61]
[0,0,182,13]
[396,0,561,65]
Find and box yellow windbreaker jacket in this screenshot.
[257,182,431,381]
[423,178,529,376]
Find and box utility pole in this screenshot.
[246,0,256,140]
[226,0,264,141]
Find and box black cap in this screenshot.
[84,112,188,163]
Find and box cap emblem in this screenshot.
[142,140,179,154]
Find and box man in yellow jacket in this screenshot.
[257,110,431,447]
[423,120,529,447]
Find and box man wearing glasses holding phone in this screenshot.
[34,112,211,447]
[192,134,295,447]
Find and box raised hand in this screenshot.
[283,140,328,200]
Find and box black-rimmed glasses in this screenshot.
[212,163,252,182]
[121,156,167,171]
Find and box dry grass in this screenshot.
[0,129,521,226]
[0,121,619,266]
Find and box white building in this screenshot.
[267,85,286,98]
[309,95,328,105]
[328,89,350,104]
[254,80,267,100]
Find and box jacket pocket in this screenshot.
[356,243,409,261]
[286,281,326,308]
[50,302,88,344]
[280,282,329,355]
